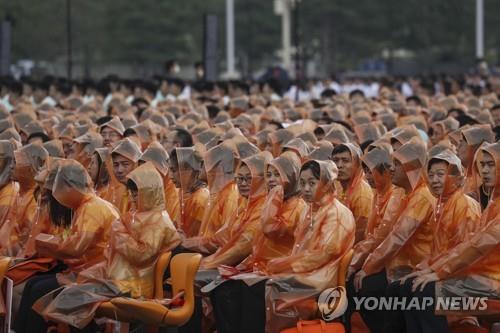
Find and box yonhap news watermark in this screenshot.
[350,296,488,311]
[317,287,488,320]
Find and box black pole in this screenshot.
[66,0,72,79]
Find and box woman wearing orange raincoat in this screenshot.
[263,159,355,332]
[200,151,272,269]
[331,142,373,243]
[209,152,307,333]
[398,141,500,333]
[31,162,181,331]
[139,141,180,224]
[87,147,111,199]
[169,147,209,238]
[351,137,436,333]
[14,160,120,333]
[0,143,48,256]
[182,142,239,253]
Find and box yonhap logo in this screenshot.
[317,286,348,321]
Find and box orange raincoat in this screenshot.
[0,143,47,256]
[34,160,120,274]
[333,143,373,243]
[350,147,405,272]
[106,138,142,215]
[362,138,436,281]
[33,163,180,328]
[175,147,209,237]
[264,160,355,332]
[0,140,19,232]
[140,141,180,224]
[183,142,239,253]
[201,152,272,269]
[237,152,307,272]
[460,125,495,200]
[430,142,500,314]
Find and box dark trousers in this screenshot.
[14,273,60,333]
[356,270,388,333]
[210,279,267,333]
[400,278,448,333]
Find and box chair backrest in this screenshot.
[153,251,172,299]
[337,249,353,287]
[166,253,202,326]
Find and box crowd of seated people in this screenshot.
[0,73,498,333]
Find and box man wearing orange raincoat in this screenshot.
[31,163,180,331]
[0,143,48,256]
[331,143,373,243]
[14,160,120,333]
[351,138,436,333]
[456,125,495,208]
[105,138,142,215]
[348,145,405,278]
[382,149,482,331]
[398,142,500,333]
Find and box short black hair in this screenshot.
[96,116,113,126]
[331,144,350,156]
[173,128,193,147]
[27,132,50,143]
[360,140,374,153]
[300,160,321,180]
[320,88,337,99]
[268,120,284,129]
[406,95,422,106]
[349,89,365,99]
[427,158,449,172]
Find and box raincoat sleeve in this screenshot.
[270,208,355,274]
[350,194,402,271]
[261,186,296,239]
[36,202,115,259]
[351,181,374,243]
[202,202,263,269]
[111,213,181,266]
[430,218,500,279]
[362,189,434,275]
[185,189,209,237]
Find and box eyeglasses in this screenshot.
[235,175,252,184]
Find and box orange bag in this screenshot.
[281,320,345,333]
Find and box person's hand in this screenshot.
[412,272,439,292]
[354,270,367,292]
[400,268,432,285]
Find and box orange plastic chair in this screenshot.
[110,253,202,328]
[51,252,173,333]
[95,251,173,320]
